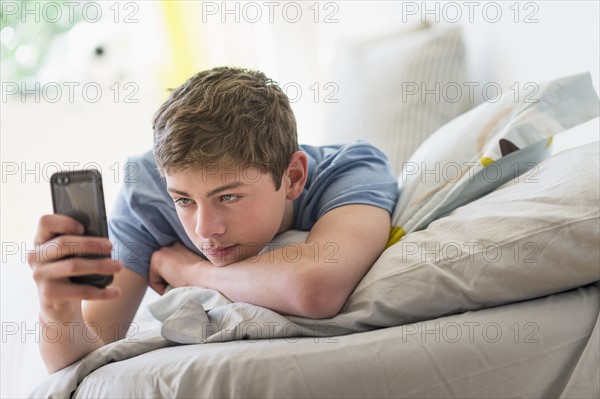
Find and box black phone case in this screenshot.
[50,169,113,288]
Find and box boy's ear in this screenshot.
[284,151,308,200]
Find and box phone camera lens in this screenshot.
[63,176,70,184]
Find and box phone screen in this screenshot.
[51,170,108,238]
[51,169,112,288]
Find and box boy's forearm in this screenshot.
[38,265,147,374]
[38,311,104,374]
[190,243,347,318]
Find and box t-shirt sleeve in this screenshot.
[295,142,400,230]
[108,151,200,279]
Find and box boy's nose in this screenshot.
[195,206,226,239]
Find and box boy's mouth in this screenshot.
[203,244,239,257]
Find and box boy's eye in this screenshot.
[220,194,239,202]
[174,198,193,207]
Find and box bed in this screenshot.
[31,283,600,398]
[26,23,600,398]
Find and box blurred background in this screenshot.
[1,1,599,397]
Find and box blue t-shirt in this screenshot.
[108,141,399,279]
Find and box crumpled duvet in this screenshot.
[149,286,352,344]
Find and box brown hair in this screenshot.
[153,67,298,189]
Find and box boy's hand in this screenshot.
[149,242,208,295]
[27,214,122,323]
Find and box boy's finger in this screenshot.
[33,258,121,281]
[35,214,85,244]
[30,235,113,264]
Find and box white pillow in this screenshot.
[322,141,600,331]
[323,24,472,175]
[389,72,600,246]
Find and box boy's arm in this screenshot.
[29,215,148,373]
[83,266,148,344]
[152,204,391,319]
[38,268,147,373]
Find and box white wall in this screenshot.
[1,1,598,397]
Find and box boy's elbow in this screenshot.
[296,292,342,319]
[294,269,345,319]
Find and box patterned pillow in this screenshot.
[335,141,600,331]
[323,23,472,175]
[388,72,600,247]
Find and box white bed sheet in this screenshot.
[31,282,599,398]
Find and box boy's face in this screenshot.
[166,165,290,266]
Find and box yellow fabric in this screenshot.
[480,157,494,167]
[159,1,207,95]
[386,226,405,248]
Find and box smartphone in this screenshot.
[50,169,113,288]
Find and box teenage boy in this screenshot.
[28,67,399,373]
